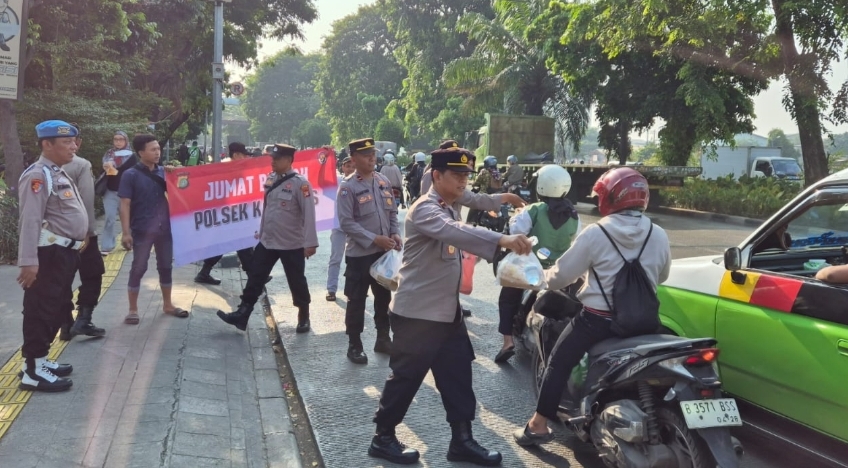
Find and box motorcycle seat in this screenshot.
[589,334,709,359]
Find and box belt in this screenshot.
[39,228,84,250]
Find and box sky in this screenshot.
[251,0,848,136]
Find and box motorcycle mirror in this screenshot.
[723,247,741,271]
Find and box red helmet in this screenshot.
[593,168,650,217]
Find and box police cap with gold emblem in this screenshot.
[348,138,375,154]
[270,143,297,159]
[36,120,79,139]
[430,147,474,173]
[438,140,460,150]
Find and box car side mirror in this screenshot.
[724,247,741,271]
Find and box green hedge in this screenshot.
[0,193,19,264]
[661,175,801,219]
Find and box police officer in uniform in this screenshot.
[368,147,533,466]
[217,144,318,332]
[336,138,401,364]
[16,120,88,392]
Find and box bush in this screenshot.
[661,175,801,219]
[0,192,19,264]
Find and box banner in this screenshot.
[0,0,25,100]
[166,148,338,267]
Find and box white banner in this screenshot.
[0,0,24,100]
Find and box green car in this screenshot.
[658,170,848,465]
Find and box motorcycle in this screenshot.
[505,181,533,204]
[391,187,402,208]
[470,186,511,233]
[524,290,742,468]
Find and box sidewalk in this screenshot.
[0,252,302,468]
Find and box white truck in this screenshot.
[700,146,802,182]
[374,141,398,159]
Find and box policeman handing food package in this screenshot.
[16,120,89,392]
[368,146,532,466]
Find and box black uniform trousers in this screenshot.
[62,235,107,326]
[23,245,80,359]
[203,247,254,272]
[497,286,524,336]
[344,252,391,336]
[374,311,477,428]
[240,242,310,311]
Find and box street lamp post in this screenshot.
[211,0,230,163]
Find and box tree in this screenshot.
[314,4,405,146]
[429,96,486,145]
[293,118,331,148]
[768,128,801,160]
[241,53,320,143]
[374,118,406,146]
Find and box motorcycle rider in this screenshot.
[466,156,503,224]
[495,165,581,363]
[379,150,405,208]
[513,167,671,446]
[503,155,524,192]
[405,152,427,202]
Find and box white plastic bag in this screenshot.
[370,248,403,291]
[496,251,547,290]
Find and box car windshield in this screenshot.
[772,159,802,176]
[785,199,848,250]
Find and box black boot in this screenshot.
[194,264,221,285]
[59,322,72,341]
[462,307,472,317]
[295,307,310,333]
[216,303,252,331]
[70,306,106,337]
[374,330,392,354]
[368,425,419,465]
[347,336,368,364]
[447,421,502,466]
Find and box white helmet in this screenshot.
[414,152,426,162]
[384,154,396,165]
[535,165,572,198]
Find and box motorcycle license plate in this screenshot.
[680,399,742,429]
[520,190,530,197]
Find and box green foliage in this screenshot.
[0,192,19,264]
[768,128,801,159]
[314,4,404,146]
[241,53,321,143]
[662,176,801,219]
[293,119,332,148]
[374,118,406,146]
[430,97,485,144]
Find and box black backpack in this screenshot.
[591,223,660,337]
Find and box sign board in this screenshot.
[230,82,244,96]
[0,0,27,100]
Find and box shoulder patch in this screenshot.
[31,179,44,193]
[301,183,311,197]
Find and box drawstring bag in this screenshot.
[460,253,477,295]
[370,248,403,291]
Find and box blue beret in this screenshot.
[36,120,79,139]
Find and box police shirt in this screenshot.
[17,156,88,266]
[390,189,503,323]
[336,171,399,257]
[260,170,319,251]
[420,169,504,212]
[63,155,97,237]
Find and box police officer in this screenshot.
[16,120,88,392]
[59,123,106,340]
[217,144,318,332]
[368,146,532,466]
[336,138,401,364]
[326,155,355,301]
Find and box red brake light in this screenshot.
[685,348,720,366]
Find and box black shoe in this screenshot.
[347,344,368,364]
[17,359,73,378]
[494,346,515,364]
[71,307,106,337]
[296,320,310,333]
[195,272,222,285]
[264,276,273,284]
[374,334,392,355]
[512,423,554,447]
[368,434,420,465]
[325,291,336,301]
[448,421,503,466]
[19,359,73,392]
[216,304,252,331]
[462,307,472,317]
[59,323,72,341]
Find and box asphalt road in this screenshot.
[267,203,812,468]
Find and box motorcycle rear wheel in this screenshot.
[656,406,718,468]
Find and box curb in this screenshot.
[652,205,764,228]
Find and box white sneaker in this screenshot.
[19,358,72,377]
[19,358,73,392]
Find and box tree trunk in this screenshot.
[617,120,631,165]
[0,100,25,197]
[771,0,829,186]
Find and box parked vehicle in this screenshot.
[469,113,702,205]
[657,168,848,467]
[700,146,802,182]
[521,288,741,468]
[504,181,533,204]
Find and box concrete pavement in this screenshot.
[0,251,302,468]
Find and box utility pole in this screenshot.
[211,0,230,163]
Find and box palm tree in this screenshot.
[443,0,590,151]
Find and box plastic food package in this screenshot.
[460,253,477,295]
[370,248,403,291]
[803,259,828,271]
[496,251,547,290]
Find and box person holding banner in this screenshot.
[326,155,356,301]
[217,144,318,333]
[337,138,401,365]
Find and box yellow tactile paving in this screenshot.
[0,248,127,440]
